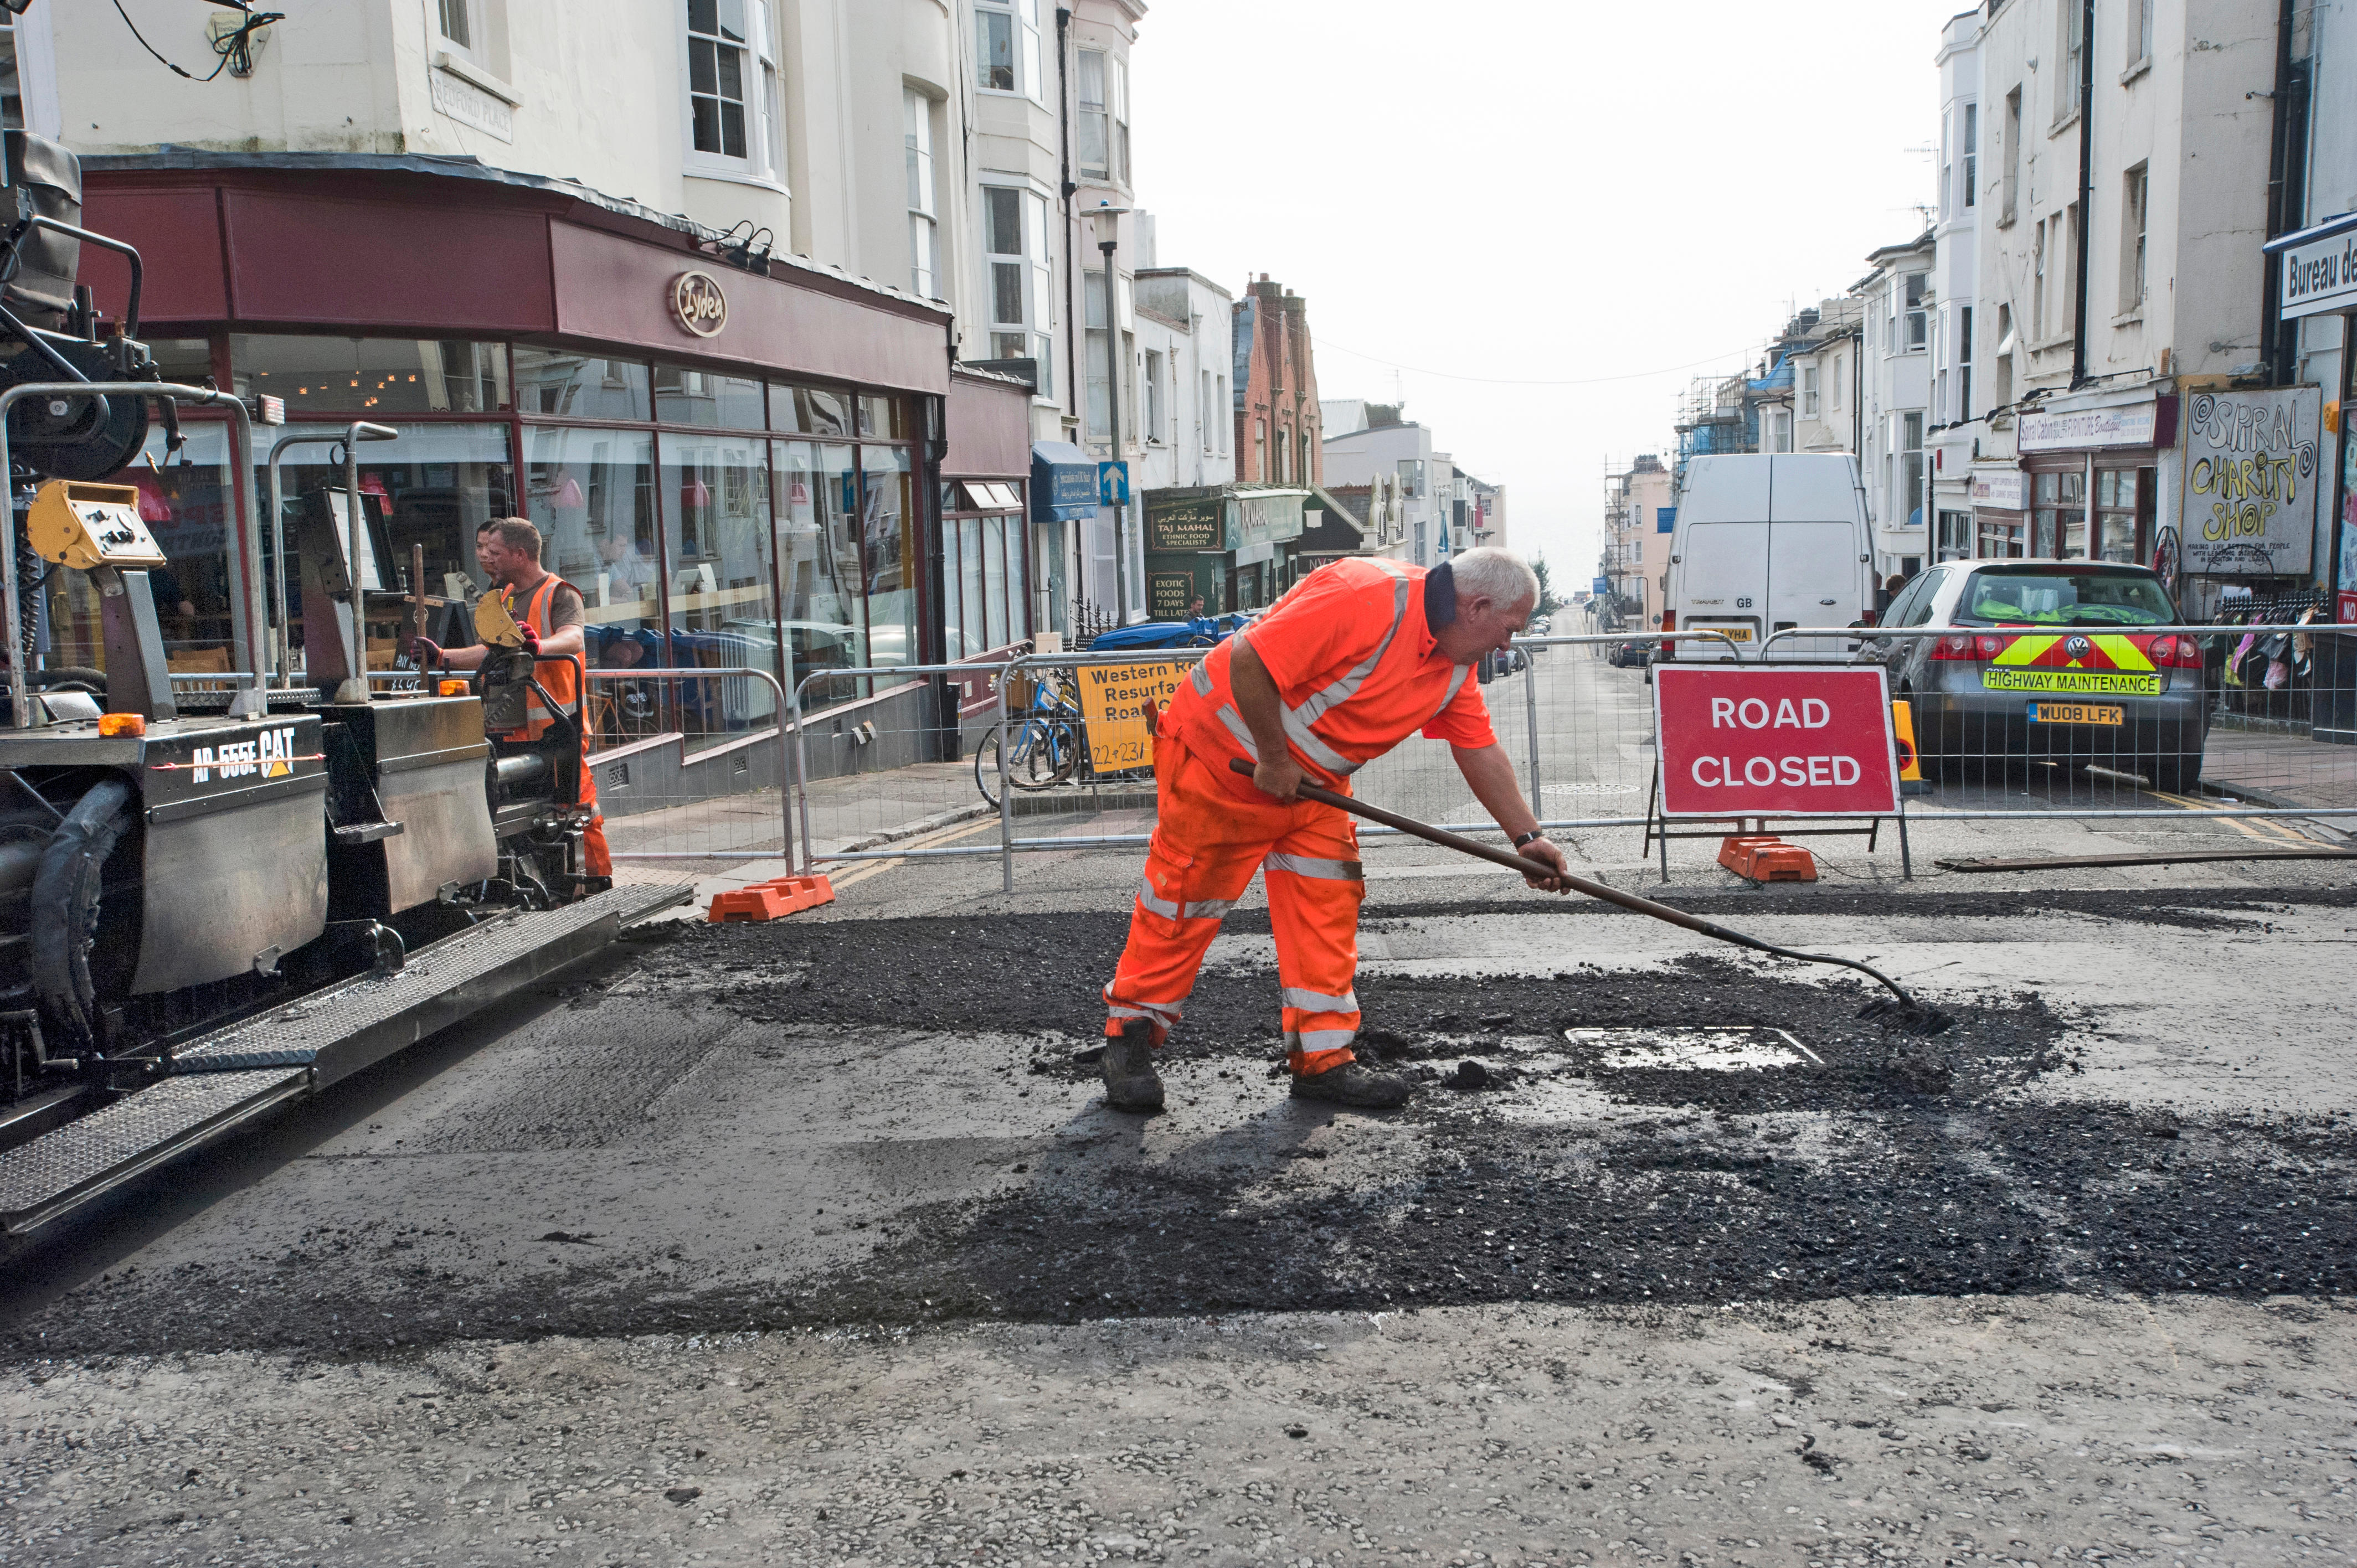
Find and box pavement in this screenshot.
[6,657,2357,1567]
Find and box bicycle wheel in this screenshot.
[1011,718,1079,790]
[974,724,1007,808]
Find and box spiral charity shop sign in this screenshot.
[1653,664,1901,818]
[2179,386,2321,576]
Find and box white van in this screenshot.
[1663,453,1874,658]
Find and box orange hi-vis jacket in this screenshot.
[1162,556,1499,789]
[495,572,610,879]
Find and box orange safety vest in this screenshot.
[495,574,584,742]
[1162,556,1496,791]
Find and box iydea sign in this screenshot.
[670,271,728,338]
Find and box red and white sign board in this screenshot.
[1653,665,1900,818]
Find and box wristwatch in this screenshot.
[1512,830,1546,849]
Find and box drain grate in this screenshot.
[1565,1026,1822,1071]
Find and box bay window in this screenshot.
[983,184,1054,396]
[905,89,939,300]
[975,0,1046,105]
[684,0,784,185]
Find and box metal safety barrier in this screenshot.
[576,666,795,866]
[787,659,1016,870]
[751,617,2357,893]
[1746,622,2357,826]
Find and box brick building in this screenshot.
[1233,276,1322,488]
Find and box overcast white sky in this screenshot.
[1130,0,1969,590]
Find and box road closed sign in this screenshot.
[1654,665,1900,817]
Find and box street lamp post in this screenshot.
[1090,200,1129,619]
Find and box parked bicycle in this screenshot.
[974,666,1088,806]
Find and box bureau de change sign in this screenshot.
[1654,665,1900,817]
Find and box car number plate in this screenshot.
[1696,625,1752,642]
[2028,701,2124,726]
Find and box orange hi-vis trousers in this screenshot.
[1103,736,1366,1074]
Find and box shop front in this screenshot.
[2261,210,2357,739]
[1224,484,1312,611]
[1143,487,1225,618]
[2014,394,2173,574]
[74,153,990,776]
[1967,465,2028,559]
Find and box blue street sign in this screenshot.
[1098,461,1130,506]
[1656,506,1677,533]
[1591,576,1610,595]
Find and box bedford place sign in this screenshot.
[1654,665,1900,817]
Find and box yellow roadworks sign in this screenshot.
[1075,659,1193,772]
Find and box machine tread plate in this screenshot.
[172,883,691,1075]
[1,883,688,1236]
[0,1069,307,1232]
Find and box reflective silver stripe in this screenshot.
[1190,661,1214,697]
[1279,706,1355,775]
[1216,704,1260,760]
[1296,1028,1356,1051]
[1136,877,1231,922]
[1430,661,1473,721]
[1104,985,1185,1022]
[1281,986,1360,1014]
[1293,574,1413,728]
[1264,852,1363,881]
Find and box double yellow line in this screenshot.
[2146,790,2330,846]
[826,815,1002,894]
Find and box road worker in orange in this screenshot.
[410,516,613,881]
[1099,546,1569,1112]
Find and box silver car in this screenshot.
[1866,560,2209,792]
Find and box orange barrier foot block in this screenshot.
[1718,835,1818,884]
[707,874,837,922]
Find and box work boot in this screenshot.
[1290,1059,1413,1110]
[1101,1020,1165,1112]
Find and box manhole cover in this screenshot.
[1565,1027,1822,1071]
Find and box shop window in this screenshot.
[2094,466,2152,565]
[653,362,763,429]
[771,382,852,437]
[515,347,652,421]
[1937,509,1973,561]
[2032,467,2085,558]
[231,336,509,415]
[257,423,513,670]
[1977,512,2025,559]
[974,0,1045,105]
[862,443,918,668]
[857,394,905,440]
[522,425,660,742]
[60,422,244,679]
[776,440,866,690]
[148,338,215,389]
[941,482,1027,658]
[659,430,776,744]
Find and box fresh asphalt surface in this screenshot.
[4,654,2356,1567]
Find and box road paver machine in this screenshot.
[0,131,631,1121]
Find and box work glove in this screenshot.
[410,635,444,668]
[518,623,541,656]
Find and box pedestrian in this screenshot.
[410,517,612,880]
[1097,547,1569,1112]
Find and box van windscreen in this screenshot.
[1954,570,2173,626]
